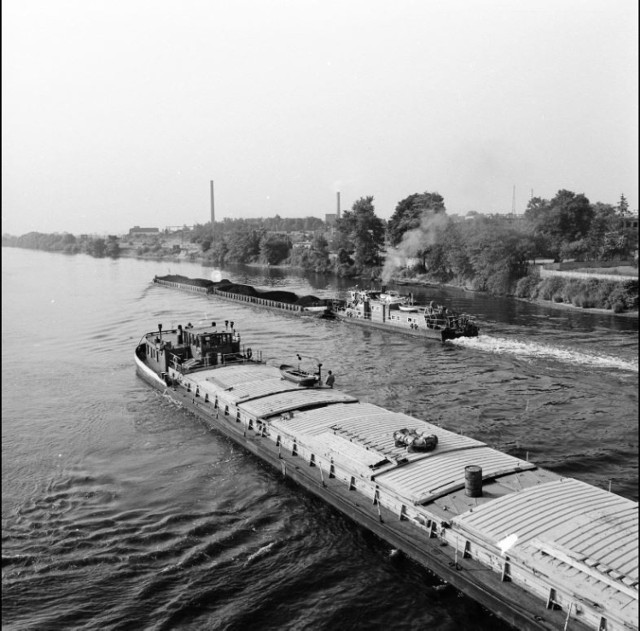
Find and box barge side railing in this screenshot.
[154,277,309,313]
[213,288,304,313]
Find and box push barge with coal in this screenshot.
[135,319,637,631]
[152,274,479,341]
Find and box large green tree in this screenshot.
[289,234,332,272]
[88,238,106,257]
[225,227,264,263]
[583,203,617,260]
[259,234,292,265]
[465,217,534,294]
[387,191,446,247]
[306,234,331,270]
[105,235,121,257]
[617,194,630,217]
[524,189,594,261]
[441,220,474,281]
[334,196,386,272]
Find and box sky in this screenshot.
[2,0,638,236]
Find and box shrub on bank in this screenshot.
[571,291,597,309]
[607,281,639,313]
[560,279,582,305]
[512,274,637,313]
[537,277,565,301]
[514,275,539,298]
[592,280,617,308]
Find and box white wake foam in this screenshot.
[452,335,638,372]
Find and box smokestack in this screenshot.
[210,180,215,225]
[337,191,341,219]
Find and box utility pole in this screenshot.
[210,180,215,225]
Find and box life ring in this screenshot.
[246,347,253,359]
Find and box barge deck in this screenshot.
[135,321,638,631]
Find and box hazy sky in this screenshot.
[2,0,638,236]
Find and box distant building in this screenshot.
[325,213,338,226]
[129,226,160,237]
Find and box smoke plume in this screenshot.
[381,210,448,283]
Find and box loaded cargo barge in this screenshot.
[135,320,638,631]
[154,274,333,316]
[152,274,479,341]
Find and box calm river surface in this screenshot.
[2,248,638,630]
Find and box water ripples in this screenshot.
[2,250,636,630]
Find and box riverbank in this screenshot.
[3,242,637,317]
[142,253,639,318]
[157,261,639,319]
[411,278,638,318]
[514,296,638,319]
[388,271,638,318]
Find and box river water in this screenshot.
[2,248,638,631]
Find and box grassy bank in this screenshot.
[513,275,638,314]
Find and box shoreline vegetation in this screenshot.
[3,186,638,317]
[3,239,637,318]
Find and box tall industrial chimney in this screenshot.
[210,180,215,225]
[337,191,341,219]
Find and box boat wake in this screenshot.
[451,335,639,372]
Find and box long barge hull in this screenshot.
[135,330,637,631]
[153,275,324,316]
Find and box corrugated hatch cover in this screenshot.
[452,478,638,626]
[210,376,299,404]
[200,364,280,389]
[268,401,485,457]
[239,389,357,419]
[304,432,389,477]
[375,448,535,505]
[191,365,325,404]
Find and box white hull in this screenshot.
[135,346,168,390]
